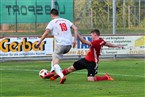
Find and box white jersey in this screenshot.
[46,17,73,45]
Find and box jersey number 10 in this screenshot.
[59,23,68,31]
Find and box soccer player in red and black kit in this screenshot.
[50,29,124,83]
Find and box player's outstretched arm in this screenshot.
[105,42,124,48]
[77,33,91,46]
[71,25,78,48]
[36,29,50,47]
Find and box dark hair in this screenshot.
[91,29,100,36]
[50,8,59,16]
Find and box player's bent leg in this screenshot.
[51,44,71,84]
[52,57,60,65]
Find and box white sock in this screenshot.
[50,61,54,72]
[53,64,64,78]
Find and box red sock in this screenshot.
[94,75,108,81]
[62,69,69,75]
[53,69,69,79]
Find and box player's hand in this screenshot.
[72,41,77,48]
[117,45,124,49]
[35,41,41,48]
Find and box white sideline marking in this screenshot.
[0,68,145,78]
[0,68,39,72]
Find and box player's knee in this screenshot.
[67,66,76,72]
[52,58,60,65]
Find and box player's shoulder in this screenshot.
[60,17,68,20]
[48,19,55,24]
[60,18,72,22]
[51,18,58,22]
[92,38,106,45]
[99,38,105,41]
[93,38,104,42]
[99,38,106,45]
[48,18,59,25]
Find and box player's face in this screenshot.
[91,32,98,40]
[50,14,54,19]
[91,32,96,39]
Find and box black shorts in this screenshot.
[73,58,98,76]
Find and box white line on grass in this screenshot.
[0,68,145,78]
[0,68,39,72]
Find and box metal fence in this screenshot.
[0,0,145,36]
[74,0,145,34]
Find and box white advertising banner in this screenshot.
[0,35,145,57]
[0,37,53,57]
[67,35,145,55]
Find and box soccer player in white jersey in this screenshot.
[36,9,78,84]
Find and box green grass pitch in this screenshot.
[0,59,145,97]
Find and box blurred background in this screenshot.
[0,0,145,36]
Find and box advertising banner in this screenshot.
[0,0,73,24]
[0,35,145,58]
[0,37,53,57]
[67,35,145,55]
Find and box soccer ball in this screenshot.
[39,69,49,78]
